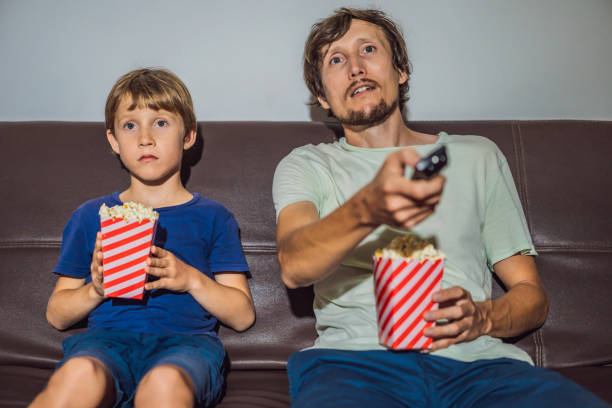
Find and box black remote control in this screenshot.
[411,145,448,180]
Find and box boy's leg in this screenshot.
[431,356,610,408]
[134,364,195,408]
[133,333,226,408]
[288,349,434,408]
[29,356,115,408]
[30,331,137,408]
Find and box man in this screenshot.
[272,7,607,407]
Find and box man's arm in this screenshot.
[277,148,445,289]
[423,254,549,351]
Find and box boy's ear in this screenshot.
[183,129,197,150]
[106,129,121,154]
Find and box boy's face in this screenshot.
[317,19,408,126]
[106,95,196,185]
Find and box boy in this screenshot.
[30,68,254,408]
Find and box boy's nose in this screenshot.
[138,129,155,146]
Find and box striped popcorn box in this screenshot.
[100,215,156,299]
[373,255,444,350]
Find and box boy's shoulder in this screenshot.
[169,193,235,221]
[67,192,122,223]
[75,193,122,212]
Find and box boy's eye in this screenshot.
[124,122,135,130]
[364,45,375,53]
[330,56,342,65]
[155,120,168,127]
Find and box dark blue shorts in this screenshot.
[288,349,609,408]
[58,330,225,408]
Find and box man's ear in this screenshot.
[183,129,197,150]
[398,69,409,85]
[106,129,120,154]
[317,95,330,110]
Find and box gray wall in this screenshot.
[1,0,611,122]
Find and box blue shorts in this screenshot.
[288,349,609,408]
[58,330,225,408]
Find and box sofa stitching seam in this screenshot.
[513,123,533,233]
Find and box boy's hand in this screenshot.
[90,232,105,298]
[144,246,200,293]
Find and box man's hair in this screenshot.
[303,8,411,112]
[105,68,196,136]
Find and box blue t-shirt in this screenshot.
[53,192,249,336]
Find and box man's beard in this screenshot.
[333,98,398,127]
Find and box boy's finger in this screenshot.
[145,266,165,277]
[145,278,167,291]
[147,256,167,268]
[151,246,167,257]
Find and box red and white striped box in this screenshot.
[100,217,156,299]
[373,256,444,350]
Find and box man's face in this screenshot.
[317,19,408,127]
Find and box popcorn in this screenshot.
[372,234,445,350]
[374,234,445,261]
[99,202,158,223]
[99,202,158,299]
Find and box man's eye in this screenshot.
[124,122,135,130]
[156,120,167,127]
[364,45,375,53]
[330,56,342,65]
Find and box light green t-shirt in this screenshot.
[272,132,536,364]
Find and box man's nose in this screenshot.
[348,57,366,78]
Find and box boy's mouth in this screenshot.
[138,154,158,162]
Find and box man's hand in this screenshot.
[359,148,445,229]
[89,232,105,298]
[421,256,548,351]
[422,286,491,352]
[144,246,200,293]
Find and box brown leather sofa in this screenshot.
[1,120,610,407]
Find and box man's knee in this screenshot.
[135,364,194,406]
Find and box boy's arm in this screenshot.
[46,276,104,330]
[47,231,105,330]
[190,272,254,332]
[144,246,255,332]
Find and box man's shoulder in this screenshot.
[443,133,504,162]
[444,133,499,150]
[284,140,343,160]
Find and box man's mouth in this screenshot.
[348,81,378,98]
[352,85,374,96]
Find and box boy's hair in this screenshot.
[303,8,412,112]
[105,68,196,136]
